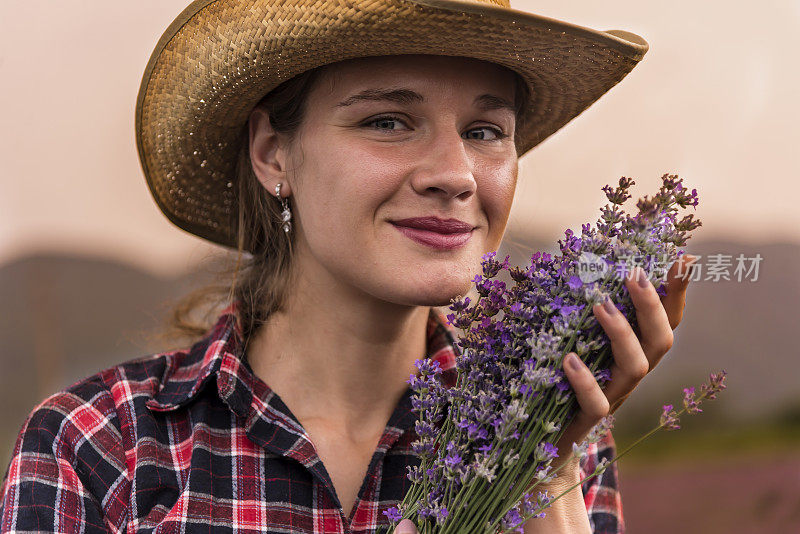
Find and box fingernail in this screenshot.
[394,519,418,534]
[602,296,617,315]
[566,353,582,371]
[636,267,650,289]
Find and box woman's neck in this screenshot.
[244,266,431,442]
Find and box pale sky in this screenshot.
[1,0,797,277]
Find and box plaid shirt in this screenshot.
[1,303,623,533]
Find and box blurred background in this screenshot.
[1,0,798,532]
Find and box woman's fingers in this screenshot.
[556,255,698,451]
[392,519,419,534]
[556,353,610,456]
[619,266,674,368]
[659,254,698,330]
[590,294,650,412]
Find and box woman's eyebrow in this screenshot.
[334,88,515,114]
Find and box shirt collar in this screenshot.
[145,301,246,413]
[145,302,459,415]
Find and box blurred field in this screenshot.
[621,452,800,533]
[617,418,800,533]
[611,370,800,532]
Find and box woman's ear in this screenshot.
[248,107,293,197]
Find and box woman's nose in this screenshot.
[409,129,477,201]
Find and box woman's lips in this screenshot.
[391,223,473,250]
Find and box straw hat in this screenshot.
[136,0,649,250]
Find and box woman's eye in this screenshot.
[363,115,408,132]
[464,127,507,141]
[363,116,506,141]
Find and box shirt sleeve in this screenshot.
[0,385,128,533]
[579,431,624,534]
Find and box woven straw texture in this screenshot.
[136,0,648,249]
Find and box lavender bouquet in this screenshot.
[381,174,715,533]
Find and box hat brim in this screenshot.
[136,0,649,249]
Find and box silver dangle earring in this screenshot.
[275,182,292,234]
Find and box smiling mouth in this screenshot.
[390,216,474,233]
[390,222,473,250]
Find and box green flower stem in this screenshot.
[453,392,575,534]
[443,412,523,532]
[494,398,710,534]
[484,452,579,534]
[444,390,548,533]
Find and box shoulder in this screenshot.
[0,349,189,529]
[2,347,186,476]
[17,349,182,444]
[1,306,238,532]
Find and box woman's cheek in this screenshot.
[481,161,518,227]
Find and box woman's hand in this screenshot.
[553,254,698,465]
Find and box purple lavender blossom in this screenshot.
[396,174,706,533]
[533,441,559,463]
[444,450,462,468]
[683,387,703,414]
[501,507,525,533]
[660,404,681,430]
[701,370,728,400]
[573,415,616,459]
[567,275,583,291]
[383,506,403,522]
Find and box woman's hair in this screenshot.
[160,59,532,348]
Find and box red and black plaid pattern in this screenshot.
[1,303,623,533]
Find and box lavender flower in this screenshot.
[661,371,728,431]
[682,387,703,414]
[701,371,728,400]
[659,404,681,431]
[386,174,708,534]
[383,506,403,523]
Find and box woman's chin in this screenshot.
[384,278,474,308]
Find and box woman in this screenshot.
[0,1,694,533]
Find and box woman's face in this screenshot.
[253,54,519,307]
